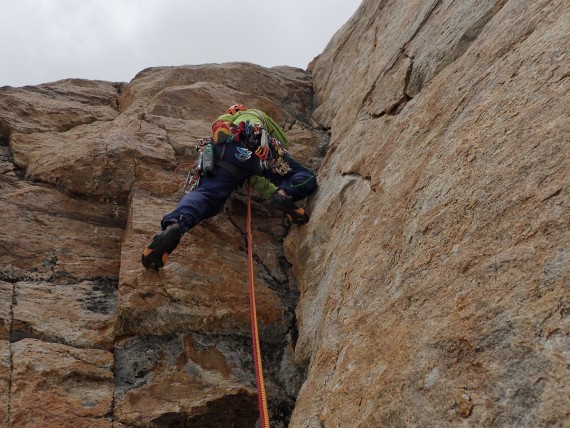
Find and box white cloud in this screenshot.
[1,0,362,87]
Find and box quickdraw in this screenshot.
[174,161,199,193]
[236,121,292,176]
[174,137,214,193]
[255,129,270,160]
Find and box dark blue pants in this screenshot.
[161,142,317,232]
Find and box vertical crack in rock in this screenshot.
[0,120,22,179]
[366,0,509,119]
[6,282,16,426]
[0,120,21,179]
[226,204,298,307]
[394,0,443,67]
[109,370,117,427]
[386,58,414,116]
[406,0,442,50]
[0,120,11,147]
[43,251,59,283]
[225,203,303,423]
[111,82,124,113]
[378,0,441,100]
[227,209,249,252]
[433,0,510,79]
[364,55,415,118]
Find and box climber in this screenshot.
[141,104,317,270]
[213,104,290,200]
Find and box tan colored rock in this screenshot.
[288,0,570,426]
[0,79,120,135]
[12,280,116,350]
[110,64,318,425]
[3,2,566,425]
[113,333,259,427]
[0,282,12,340]
[10,339,113,427]
[119,63,314,120]
[0,340,9,427]
[10,114,179,201]
[0,177,124,281]
[0,284,11,426]
[2,61,317,426]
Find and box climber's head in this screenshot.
[227,104,248,115]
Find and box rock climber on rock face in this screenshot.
[141,104,318,270]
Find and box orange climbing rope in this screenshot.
[246,182,270,428]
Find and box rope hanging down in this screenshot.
[246,181,270,428]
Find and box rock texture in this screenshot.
[287,0,570,426]
[0,0,569,427]
[1,64,323,427]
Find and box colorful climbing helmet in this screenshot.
[227,104,248,115]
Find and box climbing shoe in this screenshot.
[141,223,182,269]
[270,192,310,225]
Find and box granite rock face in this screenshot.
[1,64,323,427]
[1,0,569,426]
[287,0,569,426]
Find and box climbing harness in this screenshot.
[246,180,270,428]
[174,121,292,195]
[175,137,228,193]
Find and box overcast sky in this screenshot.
[1,0,362,88]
